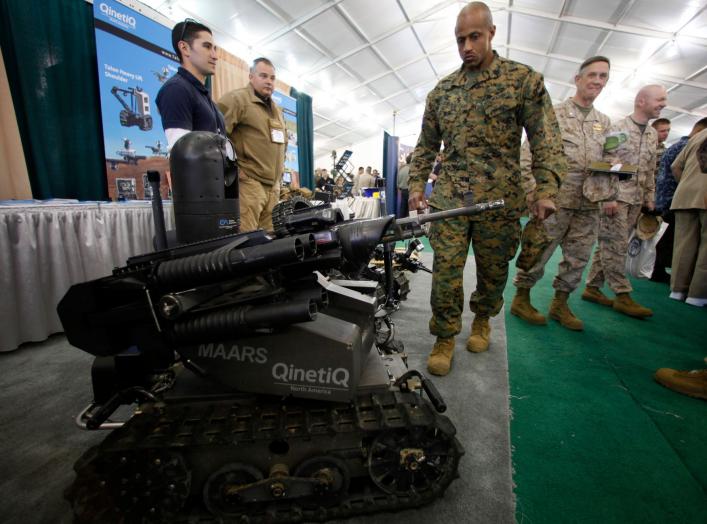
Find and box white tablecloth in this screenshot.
[348,196,383,219]
[0,201,174,352]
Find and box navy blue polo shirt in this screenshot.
[155,67,226,136]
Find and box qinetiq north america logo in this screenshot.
[100,2,137,30]
[218,218,239,230]
[272,363,350,389]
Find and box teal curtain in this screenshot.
[290,87,314,189]
[383,131,399,215]
[0,0,107,200]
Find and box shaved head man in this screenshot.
[635,85,668,122]
[455,2,496,70]
[407,1,565,375]
[583,84,668,318]
[457,1,493,24]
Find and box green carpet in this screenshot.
[504,246,707,523]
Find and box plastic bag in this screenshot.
[625,222,668,279]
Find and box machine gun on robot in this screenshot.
[58,131,504,524]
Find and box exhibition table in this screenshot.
[348,196,383,219]
[0,201,174,352]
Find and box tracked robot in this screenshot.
[59,131,503,523]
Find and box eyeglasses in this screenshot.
[178,18,198,43]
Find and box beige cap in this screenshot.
[636,213,662,240]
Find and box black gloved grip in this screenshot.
[85,393,124,430]
[421,376,447,413]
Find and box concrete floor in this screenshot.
[0,253,514,523]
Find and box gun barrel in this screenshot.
[415,199,505,224]
[381,199,505,243]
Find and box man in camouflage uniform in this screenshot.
[511,56,612,331]
[407,1,565,376]
[582,85,668,317]
[652,118,671,172]
[649,117,671,282]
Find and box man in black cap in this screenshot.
[156,19,225,148]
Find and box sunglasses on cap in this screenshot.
[178,18,198,43]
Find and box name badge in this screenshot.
[271,128,285,143]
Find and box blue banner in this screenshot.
[272,91,300,186]
[93,0,175,200]
[94,0,301,195]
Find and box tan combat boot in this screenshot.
[581,286,614,307]
[654,368,707,400]
[466,316,490,353]
[511,287,547,325]
[427,337,455,376]
[613,293,653,318]
[548,290,584,331]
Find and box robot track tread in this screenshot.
[67,390,463,523]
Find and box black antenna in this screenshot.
[147,170,168,251]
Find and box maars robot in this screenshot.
[59,131,503,523]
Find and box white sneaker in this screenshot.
[669,291,686,301]
[685,297,707,307]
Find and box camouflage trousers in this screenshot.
[428,215,520,338]
[586,202,641,293]
[514,208,599,293]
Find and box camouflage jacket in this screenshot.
[603,116,657,206]
[521,99,611,209]
[408,53,565,218]
[655,142,666,175]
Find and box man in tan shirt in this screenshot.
[217,57,287,232]
[653,130,707,400]
[351,167,375,196]
[669,126,707,306]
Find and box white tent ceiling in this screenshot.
[140,0,707,160]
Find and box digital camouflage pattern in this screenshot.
[585,116,658,293]
[408,53,564,330]
[515,216,552,271]
[409,52,565,216]
[515,99,611,291]
[515,208,600,292]
[521,99,612,208]
[655,141,666,176]
[603,116,658,206]
[428,215,521,336]
[586,201,642,293]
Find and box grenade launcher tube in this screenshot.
[171,299,317,342]
[155,235,315,287]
